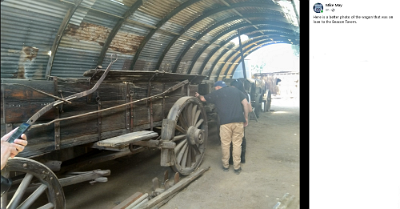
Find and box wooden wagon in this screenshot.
[1,62,209,208]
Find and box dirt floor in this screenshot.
[62,97,300,209]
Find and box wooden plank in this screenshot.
[83,70,206,84]
[144,167,210,209]
[1,79,55,101]
[96,131,158,148]
[3,102,56,123]
[112,192,144,209]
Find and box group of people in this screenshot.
[195,79,252,175]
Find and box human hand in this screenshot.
[243,119,248,127]
[1,128,28,169]
[194,92,200,97]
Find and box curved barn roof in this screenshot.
[1,0,299,81]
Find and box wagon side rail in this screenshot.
[30,79,189,129]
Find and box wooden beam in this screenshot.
[143,166,210,208]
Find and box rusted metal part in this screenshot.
[147,75,155,132]
[162,83,166,119]
[31,79,189,129]
[1,83,71,104]
[130,92,134,132]
[125,83,131,132]
[25,55,117,128]
[45,0,83,78]
[54,111,61,150]
[53,77,61,150]
[97,92,102,141]
[147,73,157,132]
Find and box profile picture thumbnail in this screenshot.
[313,3,323,13]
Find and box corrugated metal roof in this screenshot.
[1,0,299,80]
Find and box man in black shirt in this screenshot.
[195,81,249,174]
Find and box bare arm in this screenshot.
[241,98,249,127]
[247,101,253,112]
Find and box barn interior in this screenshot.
[1,0,299,208]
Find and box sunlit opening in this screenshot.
[230,35,249,45]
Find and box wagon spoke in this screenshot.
[176,142,188,164]
[191,144,201,155]
[193,109,200,126]
[174,139,187,153]
[191,146,197,162]
[37,203,54,209]
[18,184,48,209]
[175,125,186,134]
[186,148,192,167]
[191,105,198,125]
[186,104,193,127]
[178,114,188,130]
[172,134,186,142]
[8,173,33,209]
[195,119,204,128]
[181,146,189,168]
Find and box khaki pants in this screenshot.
[220,122,244,170]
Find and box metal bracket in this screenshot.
[53,76,61,150]
[125,82,131,132]
[97,92,102,140]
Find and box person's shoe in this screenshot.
[234,167,242,175]
[222,166,229,172]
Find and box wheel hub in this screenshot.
[186,126,204,146]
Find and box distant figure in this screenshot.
[195,81,248,174]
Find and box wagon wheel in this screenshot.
[1,157,66,209]
[166,96,208,176]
